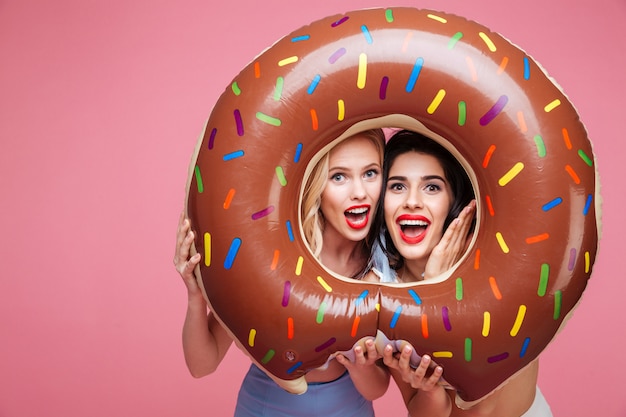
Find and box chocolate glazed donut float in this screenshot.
[185,7,600,405]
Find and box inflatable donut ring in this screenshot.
[185,7,600,404]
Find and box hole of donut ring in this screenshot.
[297,114,479,287]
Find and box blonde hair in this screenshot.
[301,129,385,259]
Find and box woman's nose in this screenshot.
[404,189,423,209]
[351,179,367,199]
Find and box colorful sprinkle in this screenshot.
[538,264,549,297]
[317,276,332,292]
[466,56,478,82]
[583,194,592,216]
[307,74,321,94]
[482,312,491,336]
[489,276,503,300]
[286,361,302,374]
[585,251,591,273]
[337,99,345,121]
[294,143,303,163]
[565,164,581,184]
[271,250,279,271]
[517,111,527,133]
[357,53,367,89]
[474,249,481,270]
[401,31,413,53]
[542,197,562,211]
[544,99,561,112]
[485,195,495,216]
[316,302,328,324]
[274,77,284,100]
[223,188,235,209]
[224,238,242,269]
[351,316,361,337]
[478,32,497,52]
[385,9,394,22]
[448,32,463,49]
[578,149,593,166]
[421,314,429,338]
[253,62,261,78]
[497,56,509,74]
[480,95,508,125]
[248,329,256,346]
[498,162,524,186]
[534,135,546,157]
[427,89,446,114]
[223,150,244,161]
[329,47,346,64]
[204,232,211,267]
[488,352,509,363]
[520,337,531,357]
[286,220,294,241]
[390,306,402,328]
[232,81,241,95]
[455,278,463,301]
[427,13,447,23]
[310,109,319,130]
[251,206,275,220]
[275,166,287,186]
[406,57,424,93]
[287,317,294,339]
[355,290,369,305]
[380,76,389,99]
[291,35,310,42]
[433,351,453,358]
[510,305,527,336]
[442,306,452,331]
[495,232,510,254]
[208,127,217,149]
[282,281,290,307]
[331,16,349,27]
[568,248,577,271]
[194,165,204,193]
[234,109,244,136]
[278,56,298,66]
[295,256,304,275]
[526,233,549,244]
[361,25,373,44]
[482,145,496,168]
[408,289,422,305]
[523,56,530,80]
[554,290,562,319]
[464,338,472,361]
[458,101,467,126]
[562,128,572,149]
[315,337,337,351]
[256,112,281,126]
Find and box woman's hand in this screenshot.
[383,343,443,391]
[174,212,203,299]
[424,199,476,280]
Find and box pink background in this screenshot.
[1,0,624,416]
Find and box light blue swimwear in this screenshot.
[234,364,375,417]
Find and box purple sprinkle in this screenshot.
[487,352,509,363]
[568,248,577,271]
[442,306,452,331]
[331,16,349,27]
[479,95,508,126]
[282,281,291,307]
[251,205,275,220]
[328,47,346,64]
[234,109,244,136]
[379,76,389,100]
[315,337,337,352]
[208,128,217,150]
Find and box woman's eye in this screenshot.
[425,183,442,192]
[331,173,345,182]
[364,169,379,179]
[388,182,404,192]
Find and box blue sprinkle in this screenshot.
[408,289,422,305]
[223,150,244,161]
[307,74,321,95]
[286,361,303,374]
[294,143,303,163]
[583,194,592,216]
[224,238,242,269]
[390,306,402,328]
[286,220,294,241]
[355,290,369,306]
[361,25,373,44]
[291,35,310,42]
[523,56,530,80]
[406,57,424,93]
[520,337,531,357]
[542,197,563,211]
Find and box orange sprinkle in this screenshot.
[465,56,478,82]
[489,276,503,300]
[287,317,294,339]
[497,56,509,74]
[483,145,496,168]
[270,250,280,270]
[526,233,549,244]
[517,111,527,133]
[421,314,429,338]
[254,61,261,78]
[562,128,572,150]
[223,188,235,209]
[351,316,361,338]
[565,164,581,184]
[310,108,319,131]
[485,195,495,217]
[401,31,413,53]
[474,249,481,270]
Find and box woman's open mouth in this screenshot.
[345,205,370,229]
[397,214,429,244]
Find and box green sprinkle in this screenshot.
[455,277,463,301]
[464,338,472,361]
[256,112,281,126]
[553,290,562,319]
[261,349,275,364]
[274,77,284,101]
[458,101,467,126]
[385,9,394,22]
[538,264,549,296]
[316,302,327,324]
[448,32,463,49]
[275,166,287,186]
[578,149,593,166]
[534,135,546,157]
[194,165,204,193]
[232,82,241,96]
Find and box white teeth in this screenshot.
[399,219,428,226]
[346,207,368,214]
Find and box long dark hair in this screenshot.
[368,130,475,270]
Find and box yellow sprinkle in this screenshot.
[337,99,345,121]
[585,251,591,273]
[510,305,527,336]
[248,329,256,347]
[482,312,491,336]
[204,232,211,267]
[357,53,367,89]
[317,276,333,292]
[427,13,447,23]
[495,232,510,254]
[278,56,298,66]
[498,162,524,186]
[544,99,561,112]
[433,351,453,358]
[295,256,304,275]
[479,32,497,52]
[375,303,380,312]
[427,89,446,114]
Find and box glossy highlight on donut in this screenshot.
[185,7,600,404]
